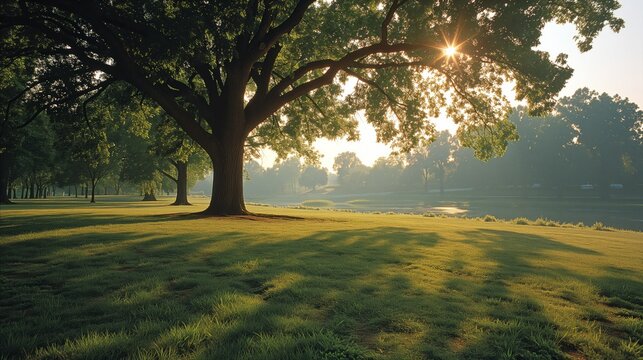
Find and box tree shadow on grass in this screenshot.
[448,229,641,359]
[0,220,639,359]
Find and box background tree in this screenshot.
[54,109,113,203]
[299,166,328,191]
[333,152,364,187]
[274,157,301,194]
[367,155,404,192]
[412,131,457,194]
[558,89,643,199]
[152,114,210,205]
[0,58,42,203]
[0,0,623,214]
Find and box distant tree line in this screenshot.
[237,89,641,199]
[0,80,211,205]
[331,89,642,198]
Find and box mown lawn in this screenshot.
[1,197,641,359]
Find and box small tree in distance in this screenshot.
[299,166,328,191]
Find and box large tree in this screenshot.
[0,0,623,214]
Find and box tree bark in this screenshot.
[29,181,35,199]
[171,161,191,205]
[90,180,96,203]
[202,137,248,215]
[0,153,12,204]
[0,175,11,204]
[85,183,88,198]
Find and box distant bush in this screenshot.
[533,217,562,227]
[576,222,585,228]
[592,222,611,231]
[483,214,497,222]
[301,199,335,207]
[534,217,547,226]
[513,217,530,225]
[546,219,560,227]
[423,212,438,217]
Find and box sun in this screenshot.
[443,46,457,57]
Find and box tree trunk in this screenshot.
[171,161,191,205]
[0,153,12,204]
[421,169,429,194]
[90,180,96,203]
[29,182,35,199]
[85,184,88,198]
[0,175,11,204]
[203,139,247,215]
[74,185,78,198]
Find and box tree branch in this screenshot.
[82,81,114,134]
[160,169,177,183]
[249,0,315,63]
[344,68,406,122]
[381,0,409,44]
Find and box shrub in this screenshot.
[534,217,548,226]
[545,219,560,227]
[513,217,530,225]
[483,214,497,222]
[423,212,437,217]
[592,222,610,231]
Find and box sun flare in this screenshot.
[443,46,457,57]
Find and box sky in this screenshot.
[257,0,643,171]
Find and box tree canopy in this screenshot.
[0,0,624,214]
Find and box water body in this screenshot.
[247,192,643,231]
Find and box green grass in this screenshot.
[1,196,642,359]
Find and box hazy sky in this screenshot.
[257,0,643,170]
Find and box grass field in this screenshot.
[1,196,642,359]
